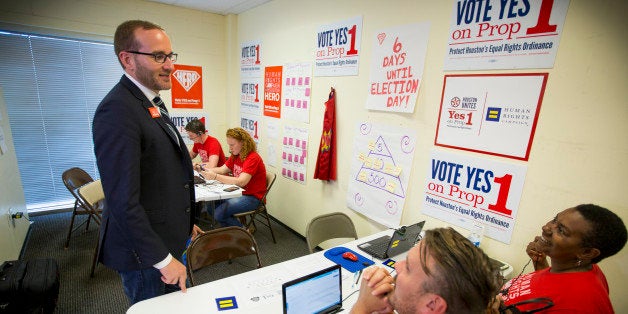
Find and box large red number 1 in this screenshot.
[253,121,259,139]
[465,112,473,125]
[346,25,358,55]
[254,84,259,102]
[255,45,260,64]
[527,0,557,34]
[488,174,513,215]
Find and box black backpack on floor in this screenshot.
[0,259,60,313]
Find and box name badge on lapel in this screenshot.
[148,107,161,118]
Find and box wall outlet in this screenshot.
[7,208,16,228]
[7,207,25,227]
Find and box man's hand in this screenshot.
[191,224,204,240]
[350,267,395,314]
[159,258,188,292]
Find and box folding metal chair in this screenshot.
[77,179,104,277]
[61,167,102,249]
[234,172,277,243]
[306,212,358,253]
[185,226,262,286]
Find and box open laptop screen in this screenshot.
[282,264,342,314]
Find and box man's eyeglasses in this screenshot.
[126,51,177,63]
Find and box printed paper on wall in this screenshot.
[422,149,527,244]
[444,0,570,70]
[435,73,547,160]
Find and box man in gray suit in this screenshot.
[93,20,202,305]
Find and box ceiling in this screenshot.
[147,0,272,15]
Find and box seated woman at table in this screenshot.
[198,127,266,228]
[490,204,626,313]
[185,119,226,169]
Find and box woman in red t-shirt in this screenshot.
[199,127,266,227]
[185,119,226,169]
[489,204,626,313]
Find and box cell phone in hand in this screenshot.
[223,186,239,192]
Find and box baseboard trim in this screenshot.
[28,207,72,217]
[268,215,306,241]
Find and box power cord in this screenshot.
[342,288,360,302]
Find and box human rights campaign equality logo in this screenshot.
[215,296,238,311]
[486,107,501,122]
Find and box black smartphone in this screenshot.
[223,186,239,192]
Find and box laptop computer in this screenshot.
[357,221,425,259]
[282,264,343,314]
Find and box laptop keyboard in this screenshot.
[358,235,391,258]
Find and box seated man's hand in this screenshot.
[350,267,394,314]
[159,259,188,293]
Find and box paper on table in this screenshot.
[239,257,331,308]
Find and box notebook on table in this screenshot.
[357,221,425,259]
[282,264,343,314]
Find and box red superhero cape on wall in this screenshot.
[314,87,337,181]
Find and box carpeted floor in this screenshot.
[22,211,310,313]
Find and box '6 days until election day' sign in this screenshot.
[366,23,430,113]
[422,149,527,244]
[444,0,570,70]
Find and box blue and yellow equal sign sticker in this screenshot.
[383,259,396,268]
[486,107,501,122]
[216,296,238,311]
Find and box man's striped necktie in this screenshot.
[153,96,180,146]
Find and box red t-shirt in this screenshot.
[225,151,266,200]
[192,135,226,167]
[501,264,613,313]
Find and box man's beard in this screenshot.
[136,66,171,91]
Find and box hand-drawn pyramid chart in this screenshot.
[355,135,406,198]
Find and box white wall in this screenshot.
[0,88,30,261]
[233,0,628,311]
